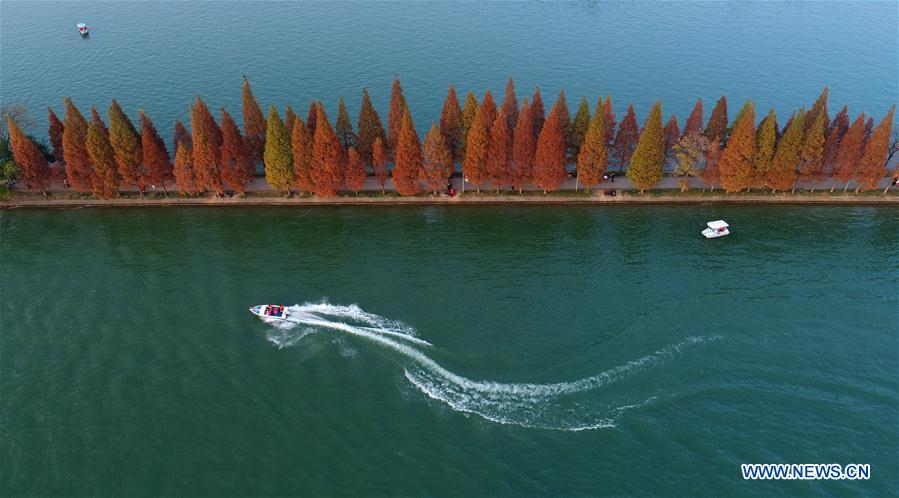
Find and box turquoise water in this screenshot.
[1,205,897,496]
[1,1,896,145]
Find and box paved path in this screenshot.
[20,171,897,195]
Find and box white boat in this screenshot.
[249,304,289,320]
[702,220,730,238]
[76,23,89,36]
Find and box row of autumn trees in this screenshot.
[5,78,896,198]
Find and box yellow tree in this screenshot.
[627,101,665,193]
[263,105,294,194]
[752,109,777,188]
[718,101,755,192]
[768,110,805,193]
[797,109,827,191]
[108,99,142,187]
[576,97,607,192]
[85,122,121,198]
[422,122,452,194]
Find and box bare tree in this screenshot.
[0,105,36,142]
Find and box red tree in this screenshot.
[532,87,546,139]
[683,98,703,136]
[173,141,198,195]
[500,77,519,133]
[190,96,224,194]
[284,105,297,138]
[663,114,680,157]
[47,107,65,162]
[613,104,639,171]
[62,97,94,192]
[855,106,895,192]
[242,76,267,164]
[7,116,51,193]
[823,105,849,174]
[140,111,173,195]
[480,90,498,137]
[306,101,318,137]
[555,89,571,153]
[603,95,616,148]
[173,120,191,151]
[220,108,254,194]
[512,98,536,193]
[439,84,463,166]
[372,136,388,193]
[90,107,108,137]
[345,146,367,194]
[310,103,345,197]
[833,113,867,190]
[291,116,314,192]
[393,109,422,196]
[462,106,489,192]
[532,106,567,193]
[387,77,408,153]
[486,111,511,192]
[422,123,452,194]
[701,137,721,190]
[705,96,728,141]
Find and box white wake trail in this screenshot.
[263,301,719,430]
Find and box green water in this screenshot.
[1,206,897,497]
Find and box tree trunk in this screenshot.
[575,176,579,192]
[843,182,850,192]
[830,184,836,193]
[855,186,860,194]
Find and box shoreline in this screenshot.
[4,190,898,208]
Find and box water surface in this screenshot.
[1,205,897,496]
[1,1,896,143]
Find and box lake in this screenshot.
[1,205,897,496]
[1,1,896,146]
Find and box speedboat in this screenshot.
[702,220,730,238]
[249,304,289,320]
[76,23,89,36]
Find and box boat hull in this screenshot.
[249,304,289,320]
[702,228,730,238]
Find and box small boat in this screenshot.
[702,220,730,238]
[76,23,89,36]
[249,304,289,320]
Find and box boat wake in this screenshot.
[262,301,719,431]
